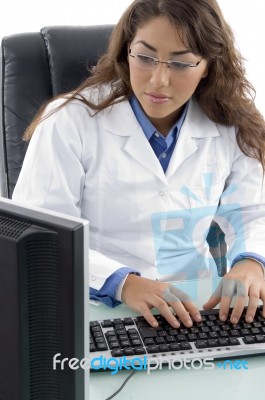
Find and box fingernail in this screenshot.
[153,321,159,328]
[246,316,253,323]
[195,313,201,322]
[186,319,193,327]
[232,317,238,324]
[220,314,227,321]
[173,320,180,328]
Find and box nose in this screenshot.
[150,63,170,87]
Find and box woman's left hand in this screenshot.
[203,259,265,323]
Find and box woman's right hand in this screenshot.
[121,274,202,328]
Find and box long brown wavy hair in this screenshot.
[24,0,265,168]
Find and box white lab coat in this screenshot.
[12,87,265,291]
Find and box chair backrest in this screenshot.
[0,25,227,276]
[0,25,114,198]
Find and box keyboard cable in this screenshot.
[105,369,138,400]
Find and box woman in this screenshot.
[13,0,265,329]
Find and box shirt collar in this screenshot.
[129,95,189,142]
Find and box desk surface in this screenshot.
[89,278,265,400]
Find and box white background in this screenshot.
[0,0,264,115]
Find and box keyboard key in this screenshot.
[208,315,217,321]
[195,340,208,349]
[241,329,250,336]
[198,333,208,340]
[123,318,134,325]
[116,329,127,335]
[120,340,131,348]
[131,339,142,346]
[90,321,100,327]
[90,344,96,352]
[113,318,123,324]
[155,337,166,344]
[208,339,219,347]
[96,343,108,351]
[101,320,113,328]
[119,334,129,341]
[169,343,181,351]
[180,329,189,335]
[243,336,256,344]
[114,324,124,330]
[111,349,123,357]
[93,331,103,338]
[251,328,260,335]
[95,337,105,344]
[146,345,159,354]
[158,331,167,337]
[166,336,176,343]
[169,329,178,336]
[255,335,265,343]
[91,326,101,332]
[144,338,155,346]
[209,332,218,338]
[127,329,138,335]
[159,344,170,352]
[124,348,135,356]
[218,338,229,346]
[135,347,146,355]
[231,330,241,337]
[229,338,240,346]
[139,327,157,339]
[176,335,186,342]
[211,326,220,332]
[180,342,192,350]
[130,334,141,340]
[220,331,229,338]
[109,342,120,349]
[187,334,198,341]
[107,336,118,343]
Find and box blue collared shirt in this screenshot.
[129,95,188,172]
[89,96,265,307]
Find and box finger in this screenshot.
[261,287,265,318]
[230,280,248,324]
[168,301,193,327]
[203,280,223,310]
[219,279,237,321]
[162,286,193,327]
[168,284,193,303]
[153,297,180,328]
[245,285,260,323]
[140,305,161,328]
[167,285,201,322]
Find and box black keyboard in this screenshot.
[90,306,265,371]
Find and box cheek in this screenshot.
[129,67,149,89]
[172,74,204,94]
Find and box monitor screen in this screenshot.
[0,198,89,400]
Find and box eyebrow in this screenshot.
[134,40,193,56]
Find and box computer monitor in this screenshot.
[0,198,89,400]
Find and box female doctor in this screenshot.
[13,0,265,329]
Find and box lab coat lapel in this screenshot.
[103,101,168,185]
[166,98,220,180]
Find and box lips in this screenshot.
[145,92,171,104]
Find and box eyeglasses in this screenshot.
[129,49,203,71]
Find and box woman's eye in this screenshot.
[138,55,154,64]
[171,61,190,69]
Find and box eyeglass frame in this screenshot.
[129,48,203,70]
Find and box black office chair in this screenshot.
[0,25,114,199]
[0,25,227,275]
